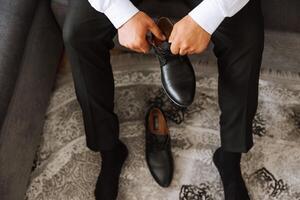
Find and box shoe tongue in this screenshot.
[151,133,169,149]
[151,17,173,46]
[157,17,173,39]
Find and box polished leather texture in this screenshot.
[152,39,196,107]
[145,106,174,187]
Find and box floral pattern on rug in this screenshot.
[26,55,300,200]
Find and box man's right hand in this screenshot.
[118,11,166,53]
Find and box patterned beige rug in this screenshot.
[26,54,300,200]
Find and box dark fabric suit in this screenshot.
[63,0,264,152]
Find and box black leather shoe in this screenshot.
[145,106,174,187]
[149,17,196,107]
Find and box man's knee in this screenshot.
[63,20,115,52]
[217,28,264,90]
[237,20,264,54]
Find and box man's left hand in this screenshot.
[169,15,211,55]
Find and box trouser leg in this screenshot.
[184,0,264,152]
[213,0,264,152]
[62,0,142,151]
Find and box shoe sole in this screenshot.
[161,83,189,108]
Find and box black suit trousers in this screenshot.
[62,0,264,152]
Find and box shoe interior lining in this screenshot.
[148,108,169,135]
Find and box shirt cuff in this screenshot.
[188,0,225,34]
[104,0,139,29]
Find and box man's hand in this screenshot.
[118,11,165,53]
[169,15,211,55]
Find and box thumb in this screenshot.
[148,22,166,41]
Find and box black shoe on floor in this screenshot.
[149,17,196,108]
[213,148,250,200]
[145,105,174,187]
[95,141,128,200]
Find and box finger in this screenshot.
[195,46,205,54]
[139,40,151,53]
[148,22,166,41]
[179,48,188,56]
[141,46,150,53]
[187,50,194,55]
[131,47,143,53]
[170,42,180,55]
[129,42,145,53]
[168,29,176,43]
[125,43,139,53]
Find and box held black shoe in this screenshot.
[149,17,196,107]
[145,106,174,187]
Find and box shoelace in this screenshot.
[153,42,177,66]
[147,133,170,151]
[147,33,177,66]
[165,106,186,124]
[148,89,187,125]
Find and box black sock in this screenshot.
[213,147,250,200]
[95,141,128,200]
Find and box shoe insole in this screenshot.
[148,108,169,135]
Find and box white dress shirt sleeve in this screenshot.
[188,0,249,34]
[88,0,139,29]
